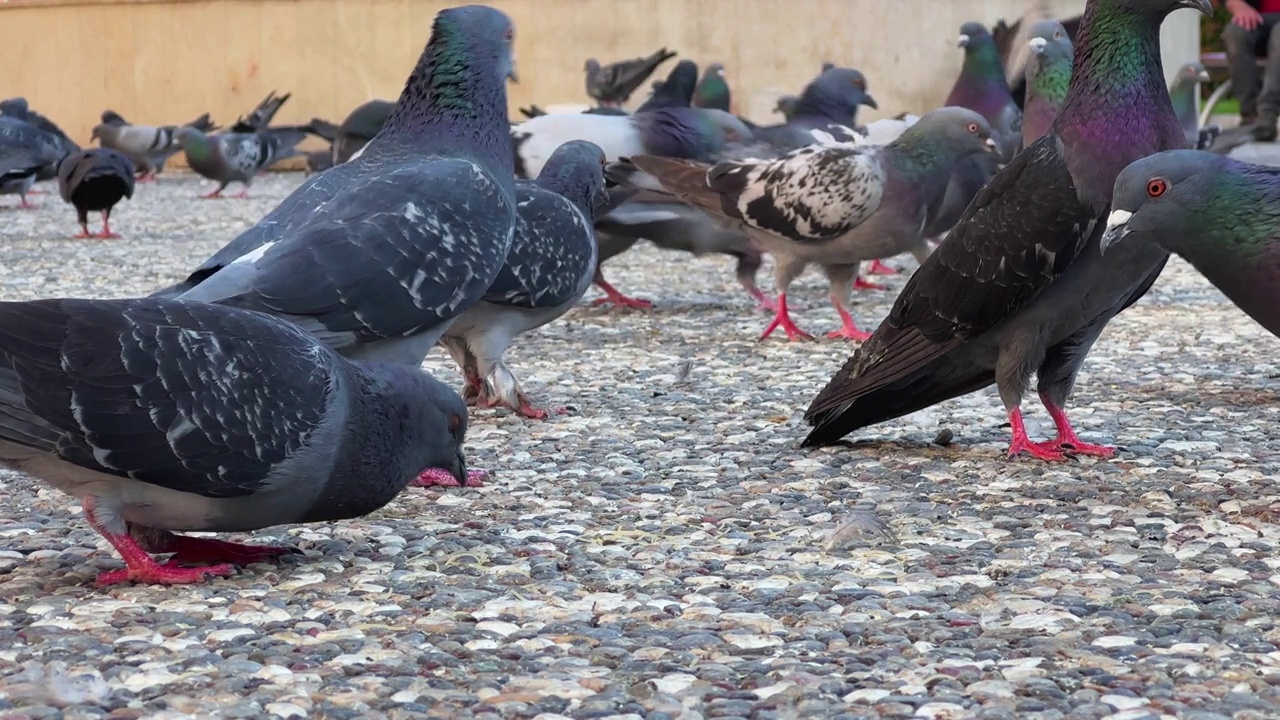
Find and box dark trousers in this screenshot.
[1223,13,1280,122]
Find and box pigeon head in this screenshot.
[381,5,517,156]
[893,106,999,159]
[0,97,30,122]
[1172,61,1211,87]
[773,95,800,120]
[1100,149,1233,255]
[101,110,127,126]
[954,20,1006,90]
[693,62,731,111]
[794,67,878,125]
[536,140,610,218]
[957,21,994,50]
[584,58,601,73]
[373,364,472,486]
[1027,20,1072,62]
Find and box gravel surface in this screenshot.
[2,172,1280,720]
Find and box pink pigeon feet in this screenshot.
[82,498,235,586]
[591,277,653,309]
[413,468,490,488]
[825,299,872,341]
[867,260,900,275]
[760,294,814,341]
[461,371,485,406]
[1041,394,1116,458]
[201,188,250,200]
[475,392,567,420]
[160,535,297,566]
[746,285,779,312]
[853,276,889,292]
[1006,409,1068,462]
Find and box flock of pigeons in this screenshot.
[0,0,1274,588]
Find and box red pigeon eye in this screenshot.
[1146,178,1167,198]
[967,122,979,133]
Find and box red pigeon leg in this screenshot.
[97,212,121,239]
[1039,392,1116,458]
[72,222,94,239]
[1005,407,1068,462]
[853,276,889,291]
[867,259,900,275]
[17,195,37,209]
[233,188,250,199]
[82,497,234,586]
[824,291,872,341]
[160,534,296,565]
[412,468,489,488]
[201,188,224,199]
[759,293,813,341]
[590,274,653,309]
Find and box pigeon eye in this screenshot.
[1146,178,1168,198]
[967,123,979,133]
[504,29,514,41]
[448,413,462,433]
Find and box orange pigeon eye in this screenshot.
[967,122,979,133]
[1146,178,1167,198]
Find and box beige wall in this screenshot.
[0,0,1200,158]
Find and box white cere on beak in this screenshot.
[957,34,970,47]
[1105,209,1132,230]
[1028,37,1047,54]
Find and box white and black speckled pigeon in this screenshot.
[172,125,311,199]
[95,110,219,181]
[512,106,753,179]
[439,140,607,419]
[0,297,472,587]
[156,5,519,382]
[0,100,65,210]
[610,107,999,342]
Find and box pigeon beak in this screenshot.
[1099,209,1133,256]
[861,93,879,110]
[957,34,970,48]
[508,66,520,84]
[1179,0,1213,16]
[1028,37,1047,56]
[1197,70,1211,82]
[450,451,468,487]
[984,137,999,154]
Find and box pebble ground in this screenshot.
[1,172,1279,720]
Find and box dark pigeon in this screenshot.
[947,21,1022,161]
[332,99,395,165]
[229,90,291,133]
[803,0,1213,461]
[750,67,879,151]
[1101,150,1280,336]
[0,98,78,183]
[0,297,472,586]
[585,48,678,107]
[637,60,699,112]
[56,148,135,239]
[610,107,999,341]
[439,140,607,418]
[693,63,731,112]
[0,100,64,209]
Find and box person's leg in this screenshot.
[1256,14,1280,140]
[1224,20,1264,124]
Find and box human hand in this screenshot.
[1229,0,1264,31]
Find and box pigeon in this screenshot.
[332,99,395,165]
[693,63,731,112]
[0,103,65,210]
[0,98,79,183]
[774,95,800,122]
[636,60,700,112]
[752,67,879,151]
[1169,62,1219,150]
[585,48,678,107]
[1022,19,1073,146]
[55,148,135,239]
[173,126,311,198]
[803,0,1213,461]
[440,140,607,418]
[95,110,220,181]
[592,191,768,310]
[997,11,1083,109]
[946,21,1022,161]
[1101,150,1280,337]
[611,107,999,341]
[512,106,754,179]
[228,90,291,133]
[159,4,518,391]
[0,297,473,586]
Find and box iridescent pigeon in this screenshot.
[1022,19,1073,146]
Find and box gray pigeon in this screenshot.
[585,48,678,107]
[803,0,1213,461]
[612,107,999,341]
[1168,62,1220,150]
[55,148,135,239]
[751,67,879,151]
[0,297,472,586]
[95,110,219,181]
[332,99,395,165]
[636,60,700,112]
[1101,150,1280,336]
[0,102,64,209]
[512,106,753,179]
[157,6,519,392]
[173,126,310,198]
[946,21,1023,161]
[1022,20,1073,147]
[439,140,607,418]
[0,98,79,184]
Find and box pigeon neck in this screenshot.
[1176,169,1280,258]
[1056,2,1182,204]
[181,132,214,162]
[1168,78,1198,129]
[888,129,979,177]
[695,77,730,111]
[1027,55,1071,108]
[947,42,1010,115]
[377,34,513,178]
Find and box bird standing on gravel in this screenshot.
[55,148,135,239]
[803,0,1214,461]
[172,125,310,199]
[0,99,65,209]
[1101,150,1280,338]
[94,110,219,181]
[439,140,608,419]
[613,107,999,342]
[0,298,472,586]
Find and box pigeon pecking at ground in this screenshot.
[1101,150,1280,338]
[803,0,1214,461]
[611,107,999,342]
[95,110,220,181]
[512,106,754,179]
[692,63,731,112]
[0,100,66,210]
[946,21,1023,162]
[172,124,314,199]
[438,140,608,420]
[0,297,472,586]
[1168,62,1220,151]
[585,48,678,107]
[55,148,135,239]
[1022,19,1073,146]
